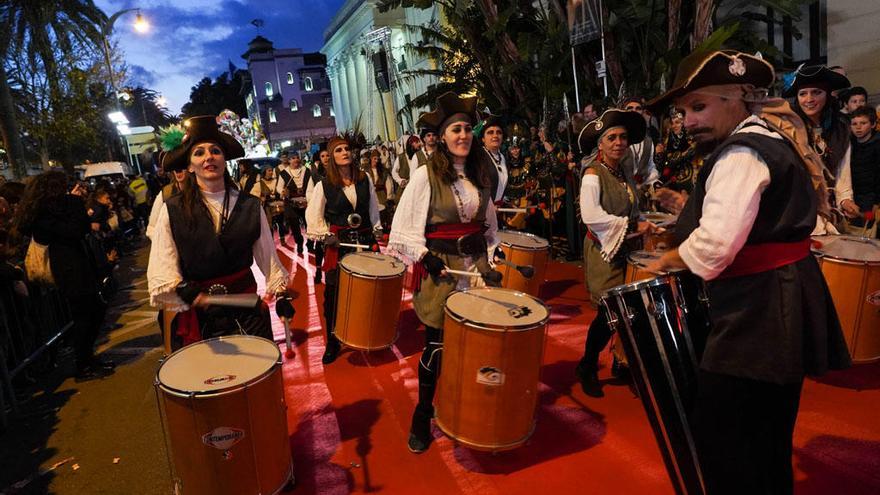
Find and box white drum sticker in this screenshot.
[476,367,505,386]
[867,290,880,307]
[202,427,245,450]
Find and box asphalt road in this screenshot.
[1,244,171,494]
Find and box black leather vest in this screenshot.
[321,176,372,227]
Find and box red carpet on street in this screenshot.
[269,245,880,495]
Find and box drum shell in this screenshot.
[335,260,405,350]
[815,254,880,363]
[156,359,291,495]
[498,234,548,297]
[643,227,676,252]
[267,201,286,216]
[436,293,548,451]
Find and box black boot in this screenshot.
[575,362,604,398]
[313,270,322,285]
[322,334,341,364]
[296,243,304,257]
[408,404,434,453]
[611,356,630,380]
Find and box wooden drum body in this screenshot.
[812,235,880,363]
[436,288,549,451]
[335,252,405,350]
[497,230,549,297]
[155,336,293,495]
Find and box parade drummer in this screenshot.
[305,136,382,365]
[279,152,312,255]
[574,109,658,397]
[366,149,395,228]
[387,92,502,454]
[147,116,294,351]
[480,115,508,203]
[308,145,331,283]
[146,150,189,241]
[645,51,850,494]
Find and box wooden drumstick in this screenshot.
[496,205,539,213]
[198,293,261,308]
[281,316,294,358]
[494,257,535,279]
[443,268,481,278]
[338,242,380,251]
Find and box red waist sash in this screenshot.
[411,222,483,292]
[176,267,257,346]
[717,238,811,280]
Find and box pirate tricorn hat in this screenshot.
[160,115,245,172]
[416,92,479,131]
[781,65,851,98]
[647,50,775,112]
[577,109,646,154]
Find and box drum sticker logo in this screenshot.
[507,305,532,319]
[477,367,505,386]
[204,374,237,385]
[868,290,880,307]
[202,427,245,450]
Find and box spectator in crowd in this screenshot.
[841,86,868,114]
[237,158,260,197]
[14,171,112,381]
[848,106,880,224]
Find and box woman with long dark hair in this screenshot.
[786,65,860,221]
[305,136,382,364]
[15,170,111,380]
[147,116,291,350]
[387,92,502,453]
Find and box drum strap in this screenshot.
[175,268,258,346]
[717,238,811,280]
[321,225,372,272]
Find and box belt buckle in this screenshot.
[207,284,228,295]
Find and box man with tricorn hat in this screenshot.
[645,51,851,494]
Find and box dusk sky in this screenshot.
[95,0,347,115]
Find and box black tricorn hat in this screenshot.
[781,65,851,98]
[417,92,479,131]
[647,50,775,112]
[161,115,245,172]
[577,109,647,154]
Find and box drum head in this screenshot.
[445,288,549,329]
[642,212,676,225]
[627,250,663,268]
[340,252,406,277]
[812,235,880,263]
[498,230,549,249]
[158,336,280,395]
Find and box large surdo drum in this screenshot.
[812,235,880,363]
[335,252,406,350]
[436,288,549,451]
[155,336,293,495]
[497,230,549,297]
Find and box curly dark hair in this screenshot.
[428,138,490,189]
[14,170,70,236]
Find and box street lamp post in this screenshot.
[99,8,149,173]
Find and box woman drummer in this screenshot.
[387,92,502,453]
[147,116,294,350]
[367,149,395,228]
[575,110,657,397]
[305,136,382,365]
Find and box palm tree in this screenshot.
[1,0,106,176]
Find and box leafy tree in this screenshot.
[181,69,249,118]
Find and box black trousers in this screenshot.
[67,292,107,370]
[579,309,613,370]
[415,326,443,414]
[322,268,340,339]
[169,304,272,352]
[284,205,307,247]
[693,370,803,495]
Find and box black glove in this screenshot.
[176,282,202,305]
[422,252,445,279]
[385,199,396,208]
[482,270,503,287]
[275,292,295,319]
[323,234,339,248]
[494,247,506,261]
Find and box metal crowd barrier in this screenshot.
[0,282,73,429]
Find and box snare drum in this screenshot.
[642,212,677,251]
[626,250,663,284]
[335,252,406,350]
[436,288,549,451]
[602,278,704,495]
[155,336,293,495]
[497,230,549,297]
[812,235,880,363]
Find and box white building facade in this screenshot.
[321,0,441,142]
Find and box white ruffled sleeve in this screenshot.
[387,166,431,263]
[305,181,330,240]
[366,174,382,230]
[253,207,289,294]
[579,174,628,262]
[145,192,165,241]
[834,143,854,204]
[146,203,188,311]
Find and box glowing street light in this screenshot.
[156,95,167,108]
[133,11,150,33]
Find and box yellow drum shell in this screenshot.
[335,252,405,350]
[497,230,549,297]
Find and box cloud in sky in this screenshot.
[93,0,345,115]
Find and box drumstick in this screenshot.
[281,316,294,358]
[494,257,535,279]
[443,268,481,278]
[496,206,539,213]
[198,293,261,309]
[338,242,379,251]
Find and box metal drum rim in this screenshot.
[810,235,880,264]
[155,335,281,397]
[339,253,407,279]
[497,229,550,251]
[444,287,550,331]
[602,273,678,298]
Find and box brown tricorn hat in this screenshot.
[577,109,647,154]
[416,92,479,132]
[161,115,245,172]
[647,50,775,112]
